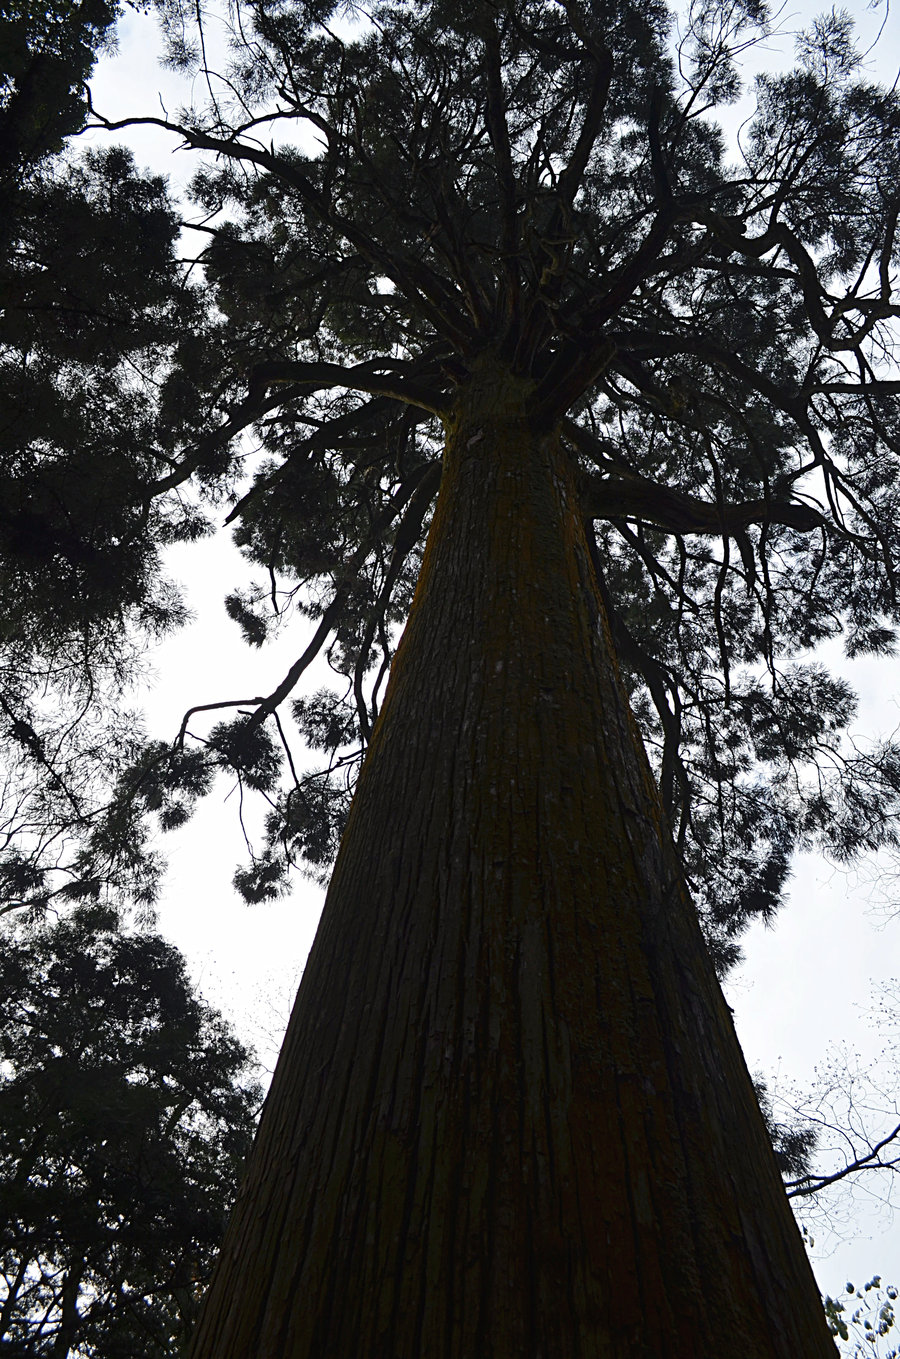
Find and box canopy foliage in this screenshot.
[4,0,900,973]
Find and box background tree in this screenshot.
[1,15,263,1354]
[825,1277,899,1359]
[0,904,261,1358]
[0,39,231,917]
[1,0,120,185]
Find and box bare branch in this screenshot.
[786,1121,900,1200]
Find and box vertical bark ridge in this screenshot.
[189,363,836,1358]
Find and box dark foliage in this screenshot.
[0,0,119,182]
[0,123,228,913]
[753,1075,819,1180]
[0,905,260,1356]
[7,0,900,963]
[79,0,900,971]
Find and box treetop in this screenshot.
[2,0,900,968]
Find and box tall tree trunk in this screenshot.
[190,363,836,1357]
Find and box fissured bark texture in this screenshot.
[190,368,836,1357]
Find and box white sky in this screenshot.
[86,0,900,1312]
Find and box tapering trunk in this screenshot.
[190,364,836,1357]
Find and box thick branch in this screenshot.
[555,45,614,207]
[248,358,448,416]
[143,388,289,500]
[694,207,900,353]
[531,208,678,418]
[482,20,520,271]
[580,468,827,538]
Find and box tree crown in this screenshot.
[3,0,900,971]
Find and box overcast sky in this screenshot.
[86,0,900,1313]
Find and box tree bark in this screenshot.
[190,361,837,1357]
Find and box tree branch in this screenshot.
[88,110,477,352]
[240,460,443,732]
[785,1120,900,1199]
[578,466,827,538]
[248,357,447,416]
[353,460,442,739]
